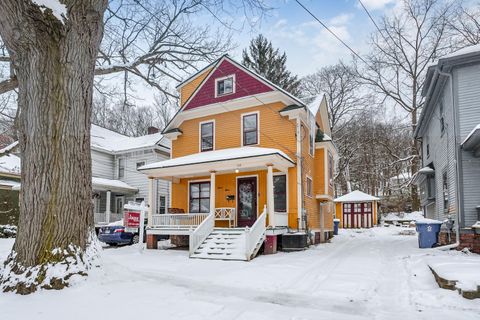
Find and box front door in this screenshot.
[237,177,257,227]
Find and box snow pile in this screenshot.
[0,225,17,238]
[428,256,480,292]
[383,211,424,222]
[0,141,18,154]
[0,154,20,175]
[106,219,123,227]
[32,0,67,23]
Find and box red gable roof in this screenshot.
[184,59,274,111]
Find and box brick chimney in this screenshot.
[147,126,159,135]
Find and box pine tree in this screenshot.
[242,34,301,96]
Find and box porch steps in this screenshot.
[190,228,264,261]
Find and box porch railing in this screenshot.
[245,206,267,261]
[94,212,123,225]
[189,213,215,256]
[214,207,236,227]
[151,213,210,229]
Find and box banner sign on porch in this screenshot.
[124,211,141,228]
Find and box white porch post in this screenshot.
[106,190,111,224]
[148,177,154,227]
[210,171,216,215]
[267,164,275,228]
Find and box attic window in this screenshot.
[216,75,234,96]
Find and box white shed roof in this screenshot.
[334,190,380,203]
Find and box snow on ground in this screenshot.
[1,227,479,320]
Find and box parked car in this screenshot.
[98,224,140,246]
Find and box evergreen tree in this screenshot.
[242,34,301,96]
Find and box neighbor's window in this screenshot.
[243,113,258,146]
[306,176,313,197]
[136,161,146,169]
[200,121,214,152]
[216,76,234,96]
[442,171,448,213]
[273,175,287,212]
[158,195,166,214]
[189,182,210,213]
[118,158,125,178]
[328,151,334,186]
[439,101,445,135]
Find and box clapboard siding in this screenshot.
[456,65,480,226]
[91,150,114,179]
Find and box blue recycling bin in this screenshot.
[333,219,340,235]
[416,220,442,248]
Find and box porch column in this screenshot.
[267,164,275,228]
[210,171,216,215]
[105,190,111,224]
[148,177,154,227]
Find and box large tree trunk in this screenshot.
[0,0,108,294]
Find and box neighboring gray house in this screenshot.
[414,45,480,253]
[1,124,171,226]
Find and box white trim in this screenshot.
[236,174,259,222]
[187,179,211,213]
[117,157,126,179]
[273,171,288,214]
[135,159,147,170]
[198,119,215,152]
[214,74,236,97]
[306,175,313,198]
[241,111,260,147]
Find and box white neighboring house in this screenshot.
[0,125,171,226]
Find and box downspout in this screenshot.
[437,69,461,250]
[296,117,303,231]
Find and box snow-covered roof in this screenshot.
[0,141,18,154]
[418,166,435,174]
[140,146,294,171]
[442,44,480,60]
[389,172,412,181]
[462,124,480,146]
[334,190,380,203]
[92,177,138,193]
[307,94,326,116]
[0,179,20,189]
[0,154,20,175]
[90,124,170,154]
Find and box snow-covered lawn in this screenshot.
[1,227,479,319]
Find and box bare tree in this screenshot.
[300,63,372,134]
[447,2,480,47]
[354,0,453,210]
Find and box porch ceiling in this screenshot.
[139,146,295,179]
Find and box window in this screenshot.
[439,101,445,135]
[118,158,125,178]
[200,121,214,152]
[189,182,210,213]
[115,196,125,214]
[426,144,430,158]
[216,76,234,96]
[135,197,144,204]
[306,176,313,198]
[136,161,146,169]
[328,151,334,186]
[243,113,258,146]
[158,195,166,214]
[273,175,287,212]
[442,171,448,213]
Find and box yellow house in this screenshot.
[140,55,337,260]
[334,190,380,229]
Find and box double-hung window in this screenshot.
[306,176,313,198]
[118,158,125,178]
[328,151,334,186]
[216,76,234,96]
[243,113,258,146]
[189,182,211,213]
[200,121,214,152]
[273,175,287,212]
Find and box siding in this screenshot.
[91,150,114,179]
[455,65,480,227]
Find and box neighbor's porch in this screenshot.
[140,147,296,236]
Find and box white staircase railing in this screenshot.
[245,206,267,261]
[189,213,215,256]
[151,213,209,229]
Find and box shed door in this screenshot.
[342,203,372,228]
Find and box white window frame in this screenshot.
[241,111,260,146]
[273,172,288,213]
[306,175,313,198]
[199,119,215,152]
[187,179,211,214]
[158,194,167,214]
[117,158,125,179]
[214,74,236,97]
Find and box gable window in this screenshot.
[200,121,214,152]
[442,171,449,213]
[136,161,146,169]
[306,176,313,198]
[118,158,125,178]
[189,181,210,213]
[243,113,258,146]
[273,174,287,212]
[216,75,234,96]
[328,151,334,186]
